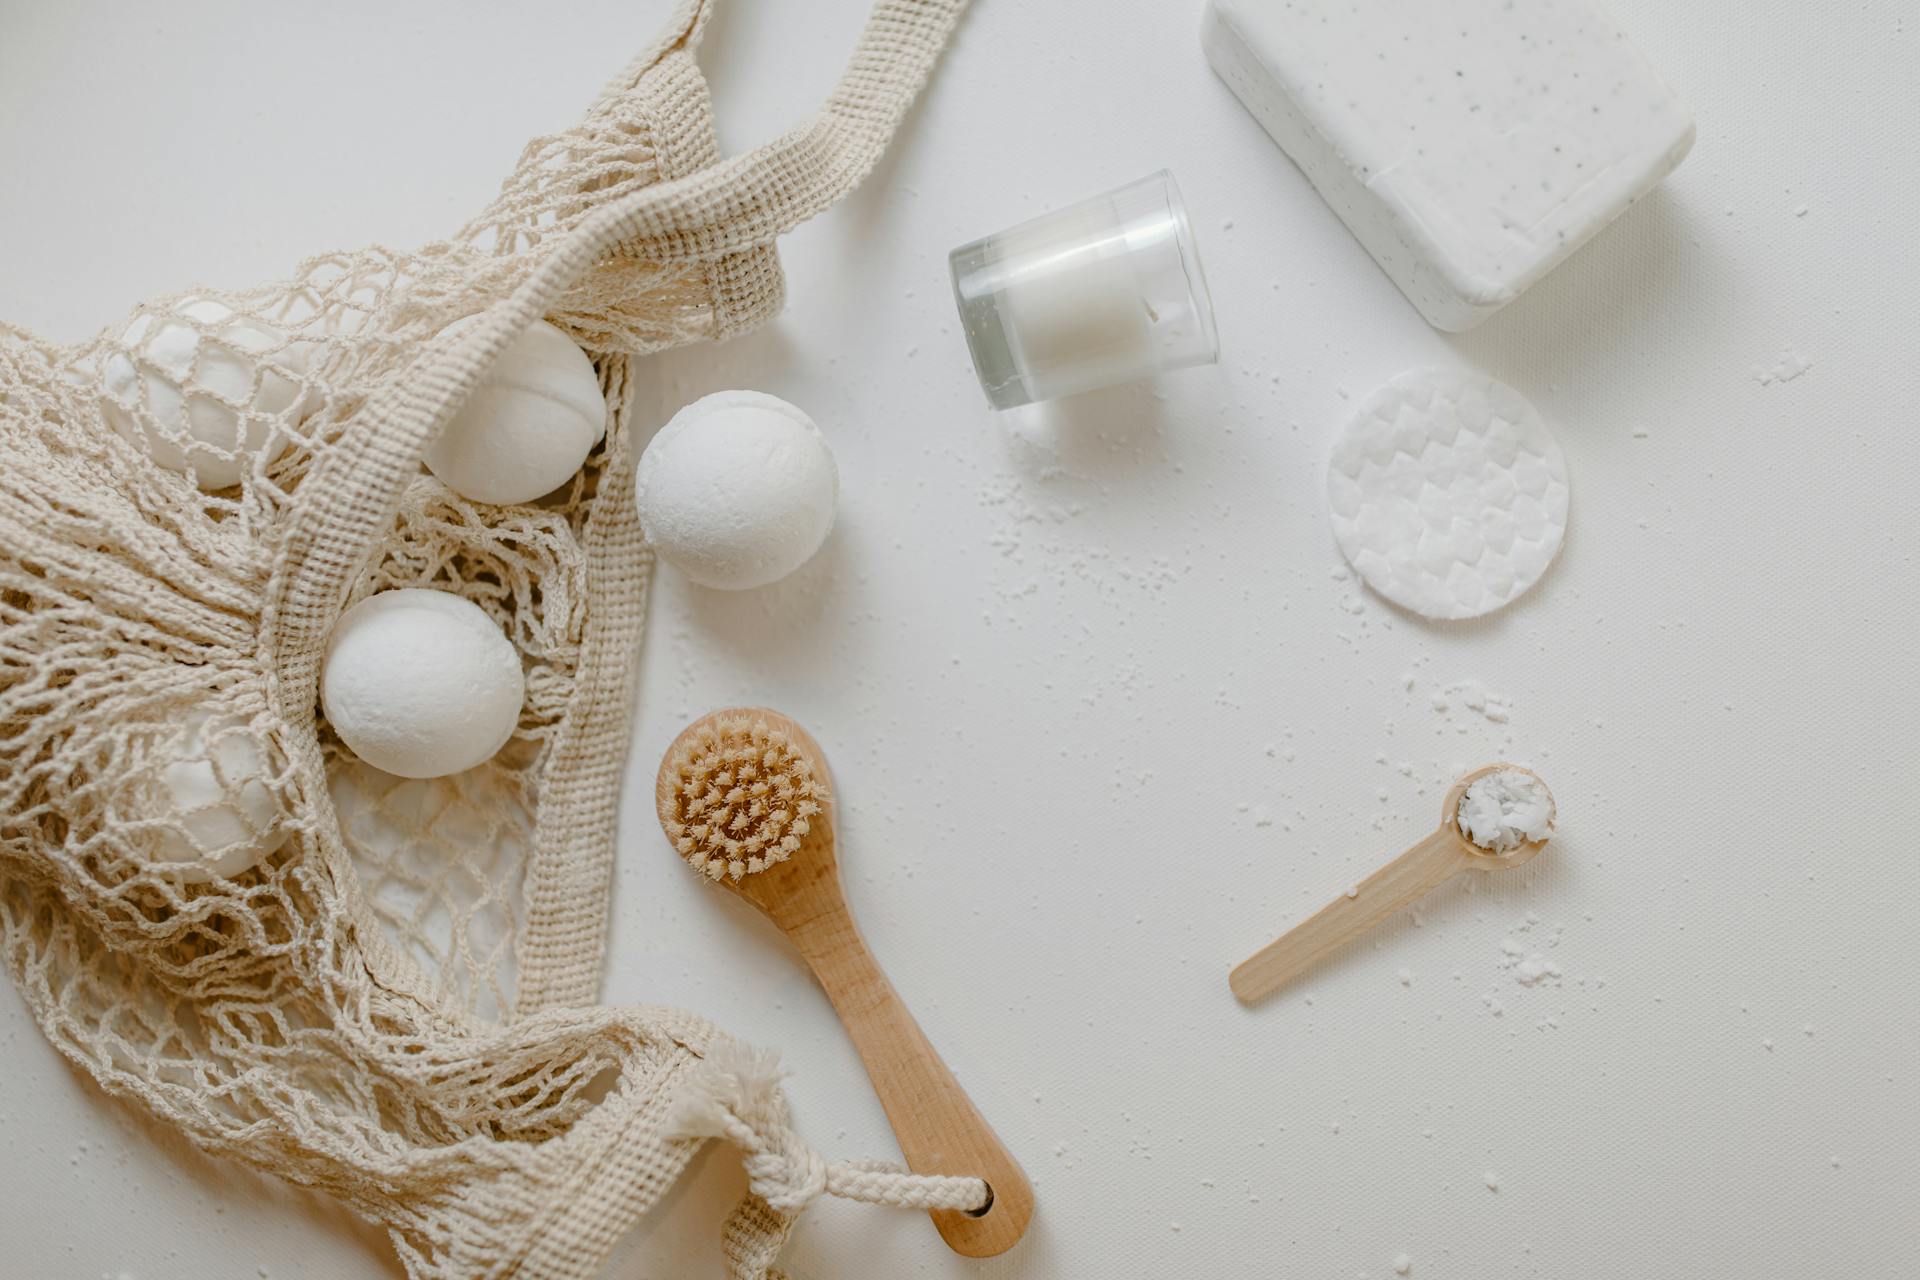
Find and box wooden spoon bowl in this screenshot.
[1444,762,1554,870]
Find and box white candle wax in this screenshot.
[995,212,1157,403]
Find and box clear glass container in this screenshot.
[949,170,1218,410]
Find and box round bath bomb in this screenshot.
[101,298,311,490]
[321,589,525,779]
[1327,367,1569,621]
[636,390,838,590]
[424,318,605,505]
[142,711,286,884]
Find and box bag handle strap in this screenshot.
[590,0,967,261]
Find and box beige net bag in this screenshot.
[0,2,984,1275]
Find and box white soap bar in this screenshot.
[1203,0,1694,330]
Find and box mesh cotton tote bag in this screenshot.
[0,2,984,1275]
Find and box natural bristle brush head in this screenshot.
[656,711,827,881]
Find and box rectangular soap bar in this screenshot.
[1203,0,1694,330]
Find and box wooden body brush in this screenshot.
[656,708,1033,1257]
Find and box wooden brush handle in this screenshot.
[787,903,1034,1257]
[1230,828,1470,1004]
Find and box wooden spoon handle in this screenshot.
[789,908,1034,1257]
[1230,828,1469,1004]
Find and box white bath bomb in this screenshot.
[101,298,310,490]
[321,589,525,779]
[423,318,606,505]
[636,391,838,590]
[142,711,286,884]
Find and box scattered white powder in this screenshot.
[1456,770,1555,853]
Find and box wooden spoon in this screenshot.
[655,708,1033,1257]
[1229,764,1554,1004]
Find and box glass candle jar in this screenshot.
[949,170,1218,410]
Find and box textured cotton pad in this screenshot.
[1327,368,1569,620]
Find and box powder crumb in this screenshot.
[1513,955,1562,987]
[1484,1172,1500,1191]
[1752,348,1813,385]
[1394,1254,1413,1275]
[1397,968,1415,987]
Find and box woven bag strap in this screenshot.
[592,0,968,261]
[267,0,968,674]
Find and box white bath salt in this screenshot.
[1484,1172,1500,1191]
[1394,1254,1413,1275]
[1457,770,1556,853]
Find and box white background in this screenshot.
[2,1,1915,1277]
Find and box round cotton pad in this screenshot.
[1327,367,1569,620]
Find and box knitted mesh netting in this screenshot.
[0,2,983,1275]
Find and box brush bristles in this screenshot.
[662,716,824,881]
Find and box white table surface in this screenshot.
[2,1,1915,1276]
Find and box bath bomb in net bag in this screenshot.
[636,390,838,590]
[100,298,311,490]
[1327,367,1569,620]
[321,589,525,779]
[423,318,607,505]
[140,711,287,883]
